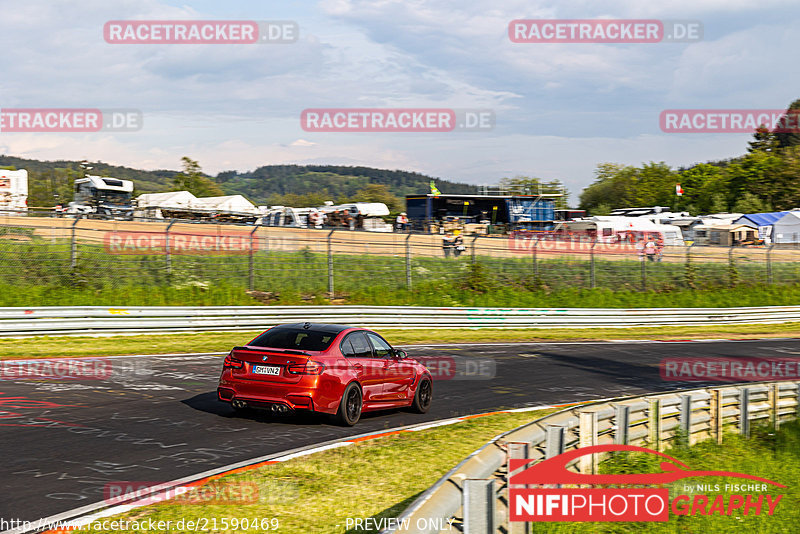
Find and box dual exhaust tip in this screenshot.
[232,399,290,414]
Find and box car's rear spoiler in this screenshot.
[232,346,312,357]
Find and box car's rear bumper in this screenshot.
[218,374,340,414]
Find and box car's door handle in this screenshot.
[353,363,363,370]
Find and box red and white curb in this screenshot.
[15,402,594,534]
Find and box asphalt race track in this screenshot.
[2,338,798,525]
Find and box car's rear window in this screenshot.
[249,328,336,352]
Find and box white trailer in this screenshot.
[0,169,28,214]
[557,216,685,245]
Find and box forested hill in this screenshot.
[216,165,478,204]
[0,155,477,207]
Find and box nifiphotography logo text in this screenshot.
[509,445,784,522]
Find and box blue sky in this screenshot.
[0,0,796,202]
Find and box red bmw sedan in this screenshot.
[217,323,433,425]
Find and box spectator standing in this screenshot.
[442,232,454,258]
[396,212,409,231]
[635,239,645,260]
[645,237,657,262]
[453,232,465,257]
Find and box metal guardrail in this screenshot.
[4,305,800,336]
[385,381,800,534]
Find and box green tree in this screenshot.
[774,99,800,149]
[172,157,223,197]
[748,127,779,153]
[732,192,771,214]
[498,176,569,208]
[709,193,728,214]
[578,163,636,212]
[342,183,403,212]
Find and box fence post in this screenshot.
[327,230,335,297]
[463,479,496,534]
[70,217,81,269]
[249,226,258,291]
[165,219,176,276]
[641,252,646,291]
[579,411,598,474]
[615,405,630,445]
[532,236,539,279]
[405,233,412,289]
[728,245,736,287]
[685,242,695,288]
[740,387,750,437]
[471,235,479,263]
[766,243,774,285]
[590,238,597,288]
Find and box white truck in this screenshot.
[0,169,28,214]
[67,175,134,218]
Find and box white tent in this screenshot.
[772,211,800,243]
[194,195,258,214]
[135,191,197,218]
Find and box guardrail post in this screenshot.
[769,383,779,431]
[648,398,661,450]
[463,479,496,534]
[579,411,598,474]
[766,243,774,285]
[545,425,565,459]
[796,383,800,419]
[506,442,530,534]
[680,394,692,444]
[740,387,750,437]
[405,233,412,289]
[327,229,335,297]
[249,226,258,290]
[70,217,81,269]
[710,389,723,444]
[590,238,597,288]
[165,219,176,276]
[615,405,630,445]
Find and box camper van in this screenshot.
[0,169,28,214]
[556,216,685,246]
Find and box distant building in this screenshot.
[405,193,560,232]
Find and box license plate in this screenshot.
[252,365,281,376]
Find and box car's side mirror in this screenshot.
[394,349,408,359]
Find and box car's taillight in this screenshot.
[223,353,244,369]
[287,361,325,375]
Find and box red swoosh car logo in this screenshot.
[509,444,785,487]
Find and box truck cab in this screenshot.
[67,175,134,218]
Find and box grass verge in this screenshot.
[73,409,556,534]
[4,323,800,360]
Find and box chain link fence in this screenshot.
[2,216,800,298]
